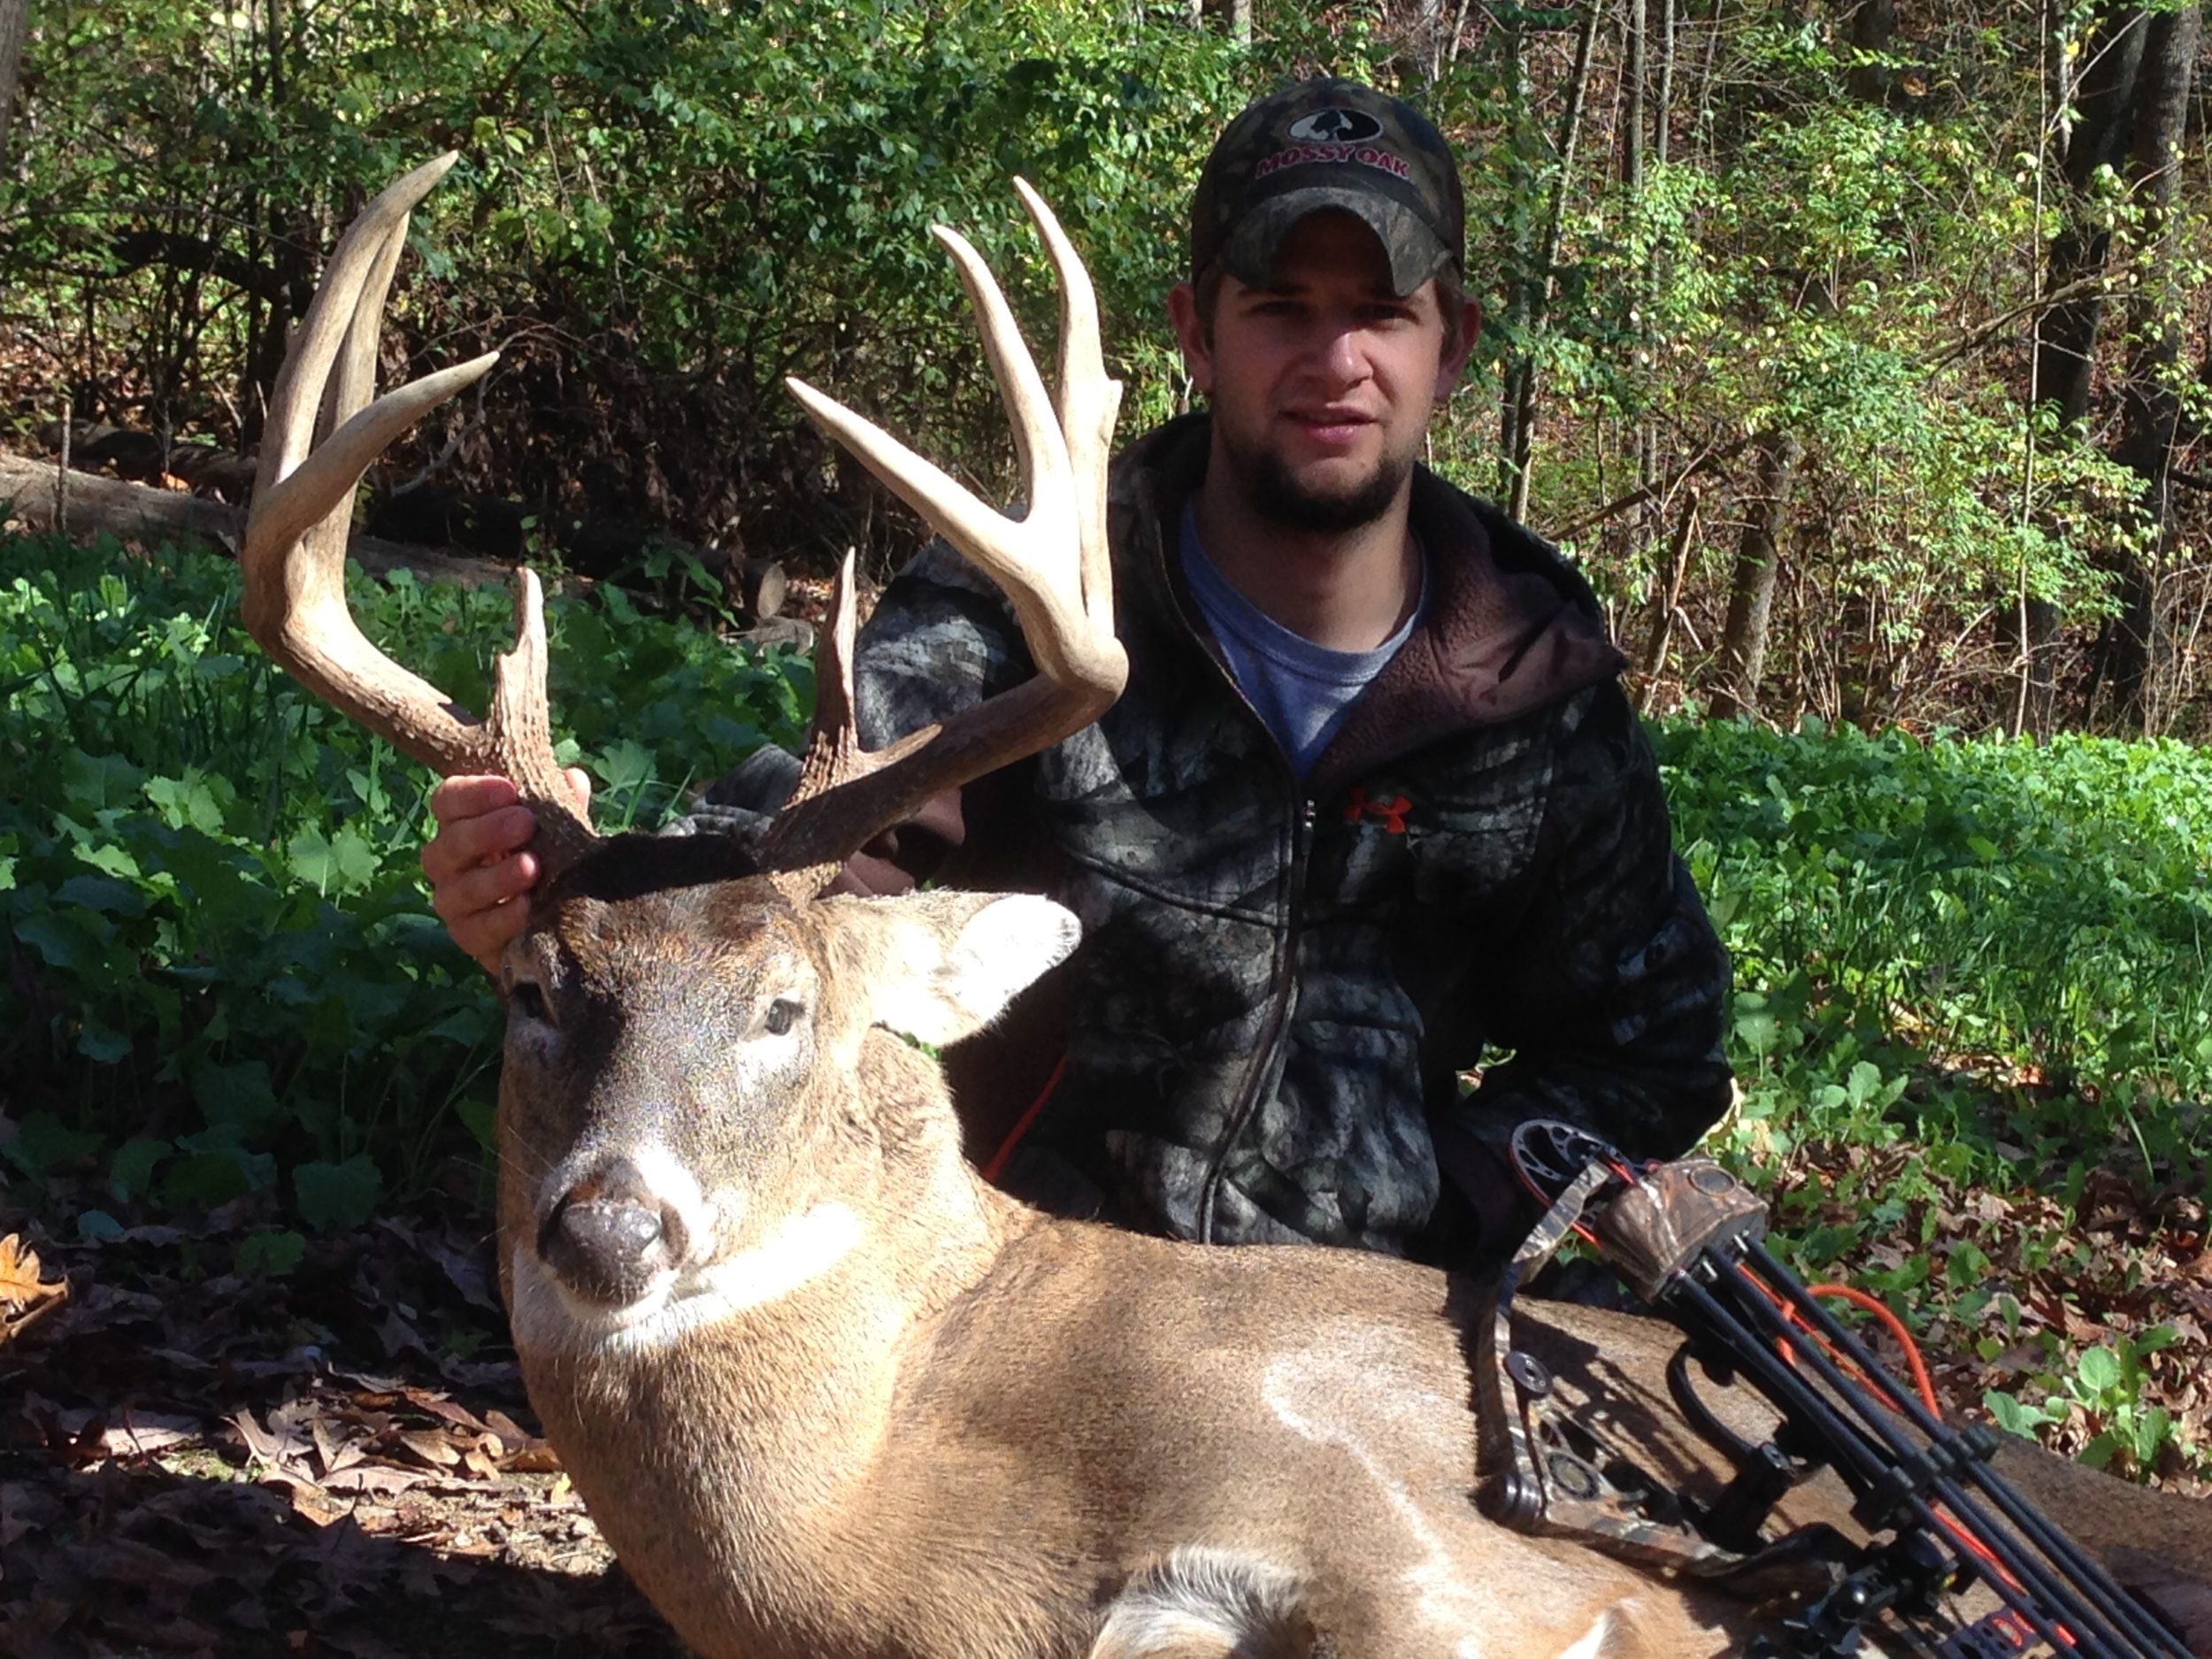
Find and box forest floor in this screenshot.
[3,1136,2208,1656]
[2,1186,682,1658]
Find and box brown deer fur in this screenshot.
[489,834,2211,1659]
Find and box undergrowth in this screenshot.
[3,532,806,1235]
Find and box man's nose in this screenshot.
[1307,319,1369,385]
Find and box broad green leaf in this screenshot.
[60,749,145,812]
[146,772,227,834]
[57,874,143,917]
[4,1111,104,1176]
[295,1156,383,1233]
[189,1058,282,1137]
[160,1151,254,1208]
[2074,1345,2122,1395]
[236,1230,308,1277]
[76,1018,132,1063]
[73,841,141,880]
[16,910,120,978]
[110,1138,171,1202]
[456,1096,497,1154]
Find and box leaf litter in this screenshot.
[0,1188,681,1658]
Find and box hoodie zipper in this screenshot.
[1196,794,1317,1242]
[1147,500,1323,1243]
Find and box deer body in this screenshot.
[491,849,1747,1659]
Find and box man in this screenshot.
[424,78,1732,1268]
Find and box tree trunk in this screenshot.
[1635,489,1701,714]
[2100,1,2200,731]
[0,0,27,172]
[1845,0,1897,104]
[1193,0,1250,42]
[0,455,518,590]
[2034,7,2145,433]
[1709,434,1803,720]
[1502,0,1602,520]
[2019,4,2147,732]
[1623,0,1647,195]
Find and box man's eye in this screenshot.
[511,981,549,1023]
[763,998,803,1037]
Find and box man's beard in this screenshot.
[1221,430,1414,534]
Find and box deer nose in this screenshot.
[540,1158,691,1306]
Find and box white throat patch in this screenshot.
[511,1201,866,1356]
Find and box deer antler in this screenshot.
[241,153,595,877]
[761,180,1127,885]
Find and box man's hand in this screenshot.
[422,770,592,975]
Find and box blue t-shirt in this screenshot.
[1178,506,1426,779]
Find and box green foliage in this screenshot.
[1661,716,2212,1189]
[1985,1327,2184,1475]
[1,530,807,1221]
[8,530,2207,1471]
[9,1,1264,556]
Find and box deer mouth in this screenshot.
[529,1150,710,1325]
[516,1199,867,1353]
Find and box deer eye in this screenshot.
[762,998,803,1037]
[511,980,550,1024]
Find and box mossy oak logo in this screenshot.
[1257,110,1412,182]
[1287,109,1384,144]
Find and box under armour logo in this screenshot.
[1343,787,1411,833]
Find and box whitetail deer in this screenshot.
[243,157,2212,1659]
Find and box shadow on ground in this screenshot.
[0,1192,685,1658]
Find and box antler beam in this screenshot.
[761,181,1127,879]
[241,153,595,876]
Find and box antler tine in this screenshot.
[761,186,1126,879]
[764,552,885,902]
[1012,177,1121,640]
[242,156,595,878]
[784,221,1119,694]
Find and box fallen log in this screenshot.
[1,452,812,652]
[0,452,515,589]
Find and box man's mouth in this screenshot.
[1284,410,1377,447]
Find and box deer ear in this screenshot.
[822,892,1080,1045]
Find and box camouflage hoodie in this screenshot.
[696,413,1732,1265]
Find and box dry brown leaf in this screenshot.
[0,1232,69,1344]
[397,1429,462,1468]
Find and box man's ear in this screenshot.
[1167,281,1217,396]
[1436,296,1482,406]
[818,891,1080,1046]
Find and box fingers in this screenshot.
[449,887,533,976]
[430,772,523,826]
[422,799,539,886]
[565,767,593,812]
[423,773,556,976]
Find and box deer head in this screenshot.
[242,157,1123,1340]
[495,849,1079,1347]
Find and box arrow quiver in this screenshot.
[1472,1123,2193,1659]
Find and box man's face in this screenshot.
[1170,211,1478,534]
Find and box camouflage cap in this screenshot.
[1190,78,1466,299]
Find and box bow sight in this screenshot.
[1472,1123,2191,1659]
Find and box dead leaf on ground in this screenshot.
[0,1230,70,1343]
